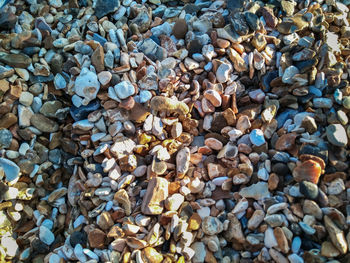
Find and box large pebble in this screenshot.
[326,124,348,147]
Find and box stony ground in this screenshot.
[0,0,350,262]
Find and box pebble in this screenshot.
[282,66,299,84]
[299,181,319,200]
[239,182,270,200]
[74,68,100,106]
[2,0,350,262]
[326,124,348,147]
[113,81,135,99]
[0,129,12,149]
[0,158,20,182]
[249,129,266,146]
[39,225,55,245]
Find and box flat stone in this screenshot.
[91,44,105,73]
[190,242,206,263]
[0,113,17,129]
[239,182,270,200]
[40,101,63,118]
[248,210,265,230]
[321,241,340,258]
[95,0,120,18]
[137,38,167,61]
[176,147,190,176]
[0,52,31,68]
[30,114,59,132]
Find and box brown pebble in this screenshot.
[173,19,188,39]
[88,228,107,249]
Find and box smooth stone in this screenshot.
[40,101,63,118]
[0,129,12,149]
[299,222,316,235]
[326,124,348,147]
[172,19,188,39]
[114,81,135,99]
[249,129,266,146]
[191,242,206,263]
[139,90,152,103]
[0,52,31,68]
[54,73,66,90]
[0,158,20,182]
[343,96,350,109]
[292,236,301,253]
[39,226,55,245]
[299,181,319,200]
[313,98,333,109]
[287,254,303,263]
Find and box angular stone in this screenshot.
[91,44,105,73]
[324,215,348,254]
[95,0,120,18]
[88,228,106,249]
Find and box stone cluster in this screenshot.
[0,0,350,262]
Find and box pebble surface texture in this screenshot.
[0,0,350,262]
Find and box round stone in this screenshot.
[342,96,350,109]
[172,18,188,39]
[19,91,34,106]
[114,81,135,99]
[201,216,223,235]
[299,181,319,200]
[326,124,348,147]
